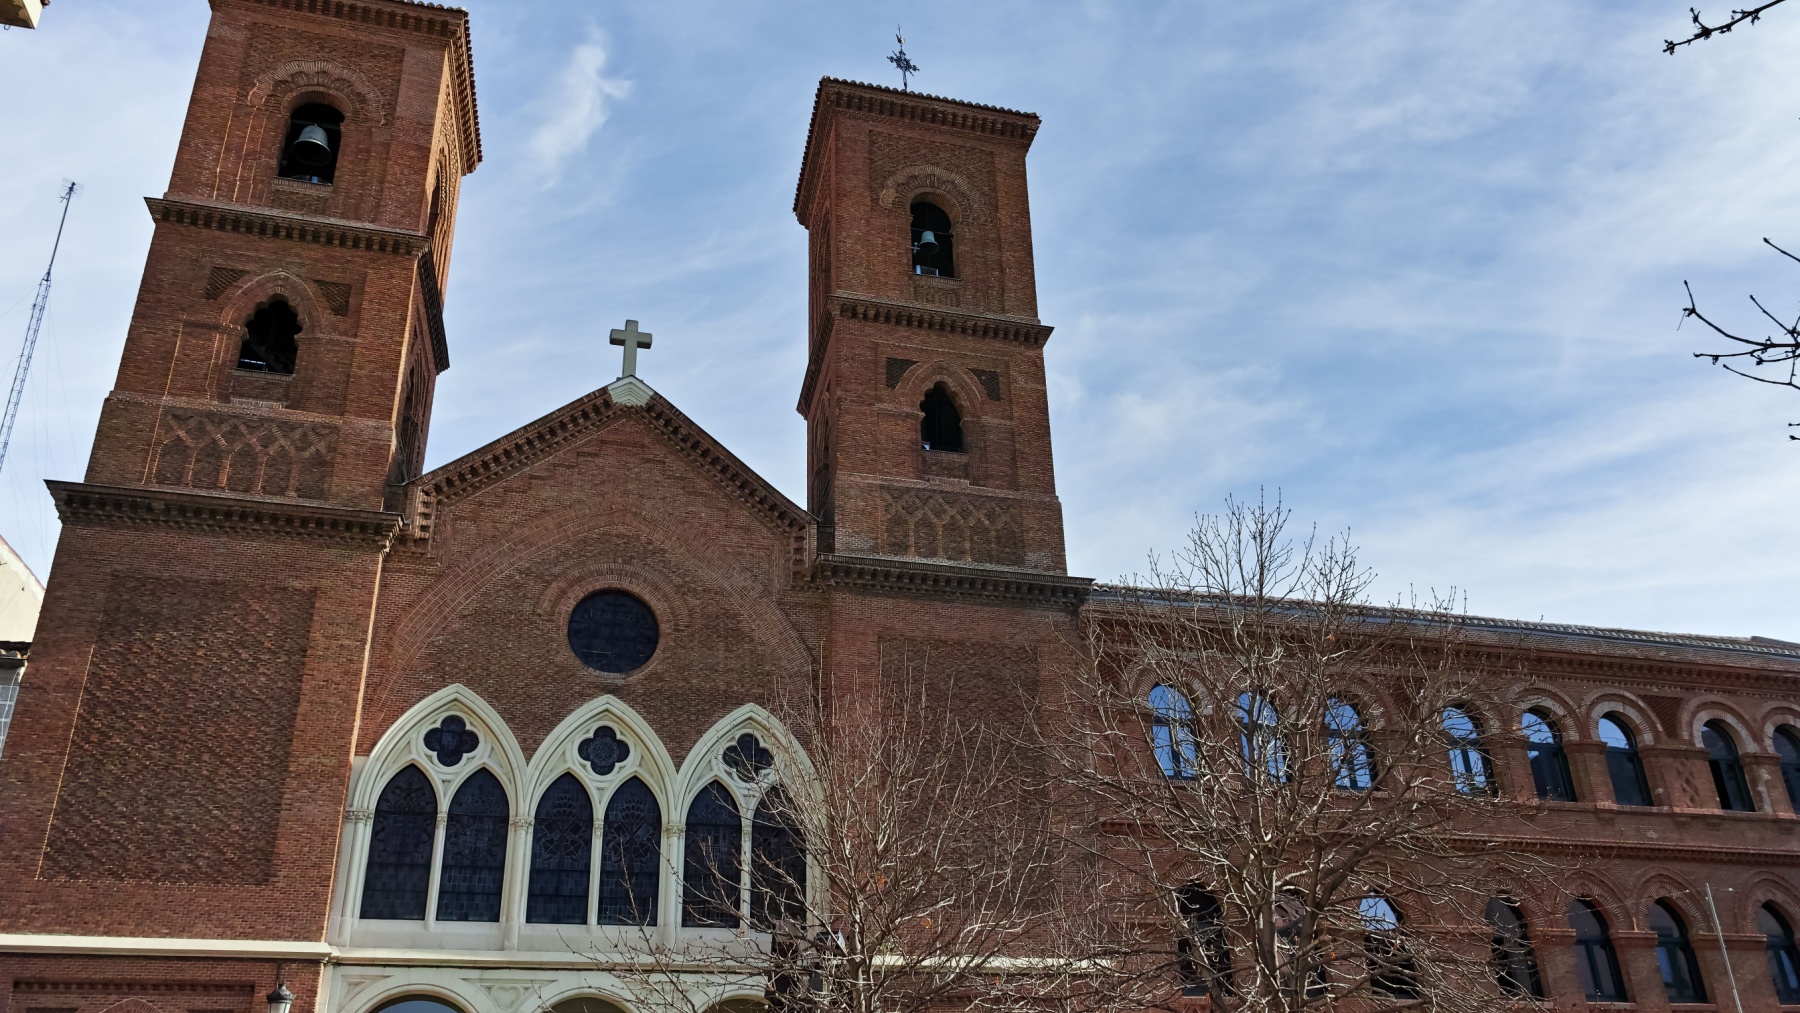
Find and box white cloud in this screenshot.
[527,30,632,181]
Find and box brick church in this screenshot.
[3,1,1800,1011]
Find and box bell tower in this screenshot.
[795,78,1066,573]
[0,0,479,949]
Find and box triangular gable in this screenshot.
[411,384,812,542]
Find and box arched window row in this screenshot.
[1143,688,1800,815]
[352,699,808,934]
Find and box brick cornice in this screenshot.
[810,553,1092,611]
[217,0,482,169]
[795,77,1039,220]
[797,295,1053,416]
[48,481,400,547]
[147,197,431,258]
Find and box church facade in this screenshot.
[1,2,1799,1012]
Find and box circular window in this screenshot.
[567,590,659,673]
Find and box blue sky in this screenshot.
[3,2,1800,637]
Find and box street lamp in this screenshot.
[266,981,294,1013]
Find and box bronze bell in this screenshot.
[288,123,332,167]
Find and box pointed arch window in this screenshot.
[683,781,743,927]
[1442,706,1493,794]
[526,772,593,925]
[599,776,662,925]
[1703,720,1755,812]
[1568,899,1627,1002]
[751,787,807,928]
[238,299,301,375]
[1758,903,1800,1003]
[919,383,964,453]
[436,769,508,922]
[1523,710,1576,801]
[1326,699,1375,790]
[1486,897,1544,999]
[1598,715,1652,807]
[1149,685,1197,779]
[1775,727,1800,812]
[910,201,955,277]
[1238,692,1287,783]
[360,765,437,920]
[1650,900,1707,1003]
[1176,884,1232,999]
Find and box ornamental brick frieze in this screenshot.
[880,487,1024,566]
[151,410,338,501]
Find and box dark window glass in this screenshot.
[1523,710,1576,801]
[1360,897,1418,999]
[436,768,509,922]
[598,776,662,925]
[1568,899,1628,1002]
[1704,721,1755,812]
[1327,699,1376,790]
[1442,706,1494,794]
[371,998,463,1013]
[237,299,301,374]
[1774,728,1800,812]
[683,781,743,927]
[526,772,593,925]
[567,590,660,673]
[919,383,964,453]
[1150,685,1197,779]
[1650,900,1707,1003]
[1598,716,1652,807]
[278,102,344,184]
[1238,693,1287,782]
[910,201,955,277]
[751,787,807,929]
[1177,885,1232,999]
[360,765,437,919]
[424,714,480,767]
[1486,898,1545,999]
[1758,904,1800,1003]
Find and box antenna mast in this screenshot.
[0,182,78,479]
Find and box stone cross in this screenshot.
[609,319,653,378]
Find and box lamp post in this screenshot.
[1703,883,1745,1013]
[266,981,295,1013]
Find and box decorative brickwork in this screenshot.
[202,267,246,300]
[884,357,917,389]
[41,575,316,885]
[880,489,1024,566]
[151,412,337,500]
[312,280,352,316]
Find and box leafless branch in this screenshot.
[1664,1,1789,53]
[1685,240,1800,435]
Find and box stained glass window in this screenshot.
[424,715,480,766]
[724,733,773,781]
[751,787,806,928]
[599,776,662,925]
[579,725,630,776]
[527,772,592,924]
[361,765,437,920]
[437,768,508,922]
[683,781,743,927]
[567,591,659,673]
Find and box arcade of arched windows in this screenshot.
[329,686,812,952]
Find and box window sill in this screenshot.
[274,175,333,189]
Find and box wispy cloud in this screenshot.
[527,29,632,181]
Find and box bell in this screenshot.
[288,123,332,167]
[916,230,939,256]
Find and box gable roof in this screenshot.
[413,384,812,542]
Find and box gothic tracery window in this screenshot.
[599,776,663,925]
[526,772,593,925]
[750,787,807,928]
[436,768,509,922]
[361,765,437,920]
[683,781,744,927]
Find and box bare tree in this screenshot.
[1042,496,1559,1013]
[595,658,1070,1013]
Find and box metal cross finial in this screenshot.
[887,27,919,92]
[609,319,653,378]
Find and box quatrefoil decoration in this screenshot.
[723,732,773,781]
[423,715,480,767]
[578,725,631,776]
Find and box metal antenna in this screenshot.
[0,181,79,479]
[887,27,919,91]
